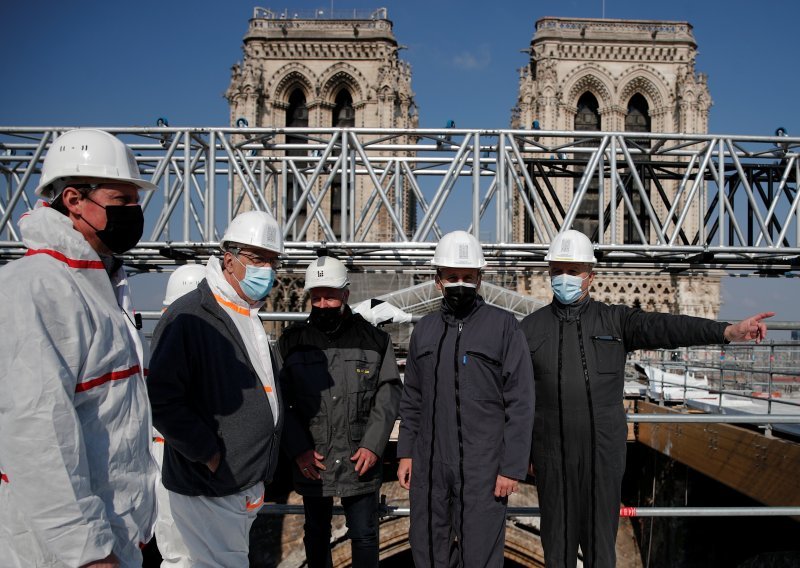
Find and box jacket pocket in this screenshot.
[460,350,503,401]
[346,354,380,423]
[591,335,625,375]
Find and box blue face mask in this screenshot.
[550,273,586,305]
[233,256,275,301]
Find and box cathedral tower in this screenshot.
[512,18,719,317]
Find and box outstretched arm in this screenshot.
[723,312,775,344]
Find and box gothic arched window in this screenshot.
[327,89,354,238]
[286,88,308,238]
[332,89,355,128]
[573,92,601,239]
[287,88,308,128]
[575,92,600,131]
[625,93,650,132]
[623,93,651,244]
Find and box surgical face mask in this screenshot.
[310,305,345,333]
[83,197,144,254]
[441,281,478,314]
[550,273,588,305]
[233,255,275,301]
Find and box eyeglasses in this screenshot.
[230,248,281,269]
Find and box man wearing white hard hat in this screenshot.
[278,255,401,567]
[521,229,775,568]
[162,264,207,309]
[0,129,158,567]
[150,264,206,567]
[147,211,284,567]
[397,230,534,567]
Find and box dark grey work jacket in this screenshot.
[278,307,402,497]
[148,280,283,497]
[397,296,535,482]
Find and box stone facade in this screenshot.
[512,17,720,317]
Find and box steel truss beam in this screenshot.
[1,127,798,273]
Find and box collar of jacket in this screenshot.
[440,294,485,324]
[551,295,592,322]
[195,278,252,362]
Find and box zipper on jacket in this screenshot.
[426,324,449,568]
[464,350,502,367]
[556,320,570,563]
[577,318,598,568]
[453,321,466,568]
[591,335,622,343]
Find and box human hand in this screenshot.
[397,458,412,490]
[494,474,519,499]
[81,552,120,567]
[296,449,326,480]
[350,447,379,476]
[724,312,775,344]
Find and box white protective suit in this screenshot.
[0,206,157,567]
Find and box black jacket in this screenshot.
[278,307,402,497]
[148,280,283,497]
[520,297,729,567]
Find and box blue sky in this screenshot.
[1,0,796,330]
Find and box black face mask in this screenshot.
[310,306,345,333]
[83,197,144,254]
[443,285,477,315]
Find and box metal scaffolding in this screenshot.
[1,127,798,272]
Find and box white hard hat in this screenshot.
[34,129,157,199]
[220,210,283,255]
[545,229,597,264]
[430,230,486,269]
[304,256,349,290]
[163,264,206,306]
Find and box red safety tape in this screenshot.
[619,506,638,517]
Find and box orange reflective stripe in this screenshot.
[75,365,141,393]
[153,437,165,444]
[213,293,250,316]
[25,248,105,270]
[246,493,264,511]
[263,386,273,393]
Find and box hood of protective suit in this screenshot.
[20,204,100,261]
